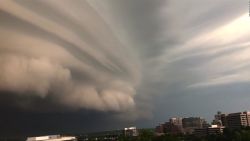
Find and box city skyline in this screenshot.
[0,0,249,137]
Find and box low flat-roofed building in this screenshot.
[194,128,207,137]
[207,125,224,135]
[124,127,138,137]
[194,125,225,136]
[26,135,76,141]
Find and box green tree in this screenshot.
[137,129,154,141]
[153,134,181,141]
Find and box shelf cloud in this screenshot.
[0,0,140,112]
[0,0,249,136]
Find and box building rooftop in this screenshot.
[26,135,76,141]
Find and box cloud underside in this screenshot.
[0,0,139,113]
[0,0,249,120]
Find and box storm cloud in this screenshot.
[0,0,250,137]
[0,0,140,112]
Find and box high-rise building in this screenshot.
[226,111,250,128]
[164,117,183,135]
[182,117,207,134]
[214,111,222,121]
[215,111,250,129]
[182,117,205,128]
[170,117,182,126]
[212,111,223,126]
[220,113,228,127]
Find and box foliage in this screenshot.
[188,127,250,141]
[115,127,250,141]
[153,134,181,141]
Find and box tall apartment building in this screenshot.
[226,112,250,128]
[215,111,250,129]
[155,117,183,135]
[182,117,205,128]
[220,114,228,127]
[212,111,223,126]
[165,117,184,134]
[169,117,183,126]
[182,117,207,134]
[214,111,222,120]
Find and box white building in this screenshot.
[207,125,225,135]
[26,135,76,141]
[124,127,138,137]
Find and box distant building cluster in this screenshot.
[155,110,250,136]
[25,110,250,141]
[155,117,208,135]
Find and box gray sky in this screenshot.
[0,0,250,137]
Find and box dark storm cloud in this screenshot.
[0,0,140,113]
[0,0,250,137]
[0,106,133,138]
[0,90,136,138]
